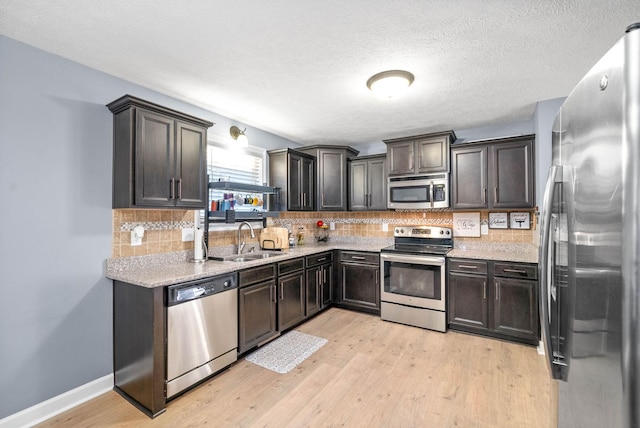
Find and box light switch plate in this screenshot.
[182,228,195,242]
[131,231,142,246]
[330,222,335,230]
[382,223,388,232]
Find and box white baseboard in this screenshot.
[0,374,113,428]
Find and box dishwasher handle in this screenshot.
[167,273,238,306]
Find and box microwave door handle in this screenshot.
[430,181,434,208]
[538,165,564,380]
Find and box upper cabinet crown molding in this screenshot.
[108,95,213,209]
[383,130,456,176]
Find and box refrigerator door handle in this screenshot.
[539,164,563,379]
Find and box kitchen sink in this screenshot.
[212,252,281,262]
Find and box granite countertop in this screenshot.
[447,242,539,264]
[106,240,392,288]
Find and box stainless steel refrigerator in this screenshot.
[539,23,640,427]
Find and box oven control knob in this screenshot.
[440,230,444,235]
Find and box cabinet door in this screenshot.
[416,137,449,173]
[451,146,488,209]
[489,140,534,208]
[175,121,207,208]
[349,160,368,211]
[492,278,538,341]
[239,281,277,354]
[321,263,333,308]
[367,157,387,210]
[448,273,489,330]
[301,157,315,211]
[287,153,303,210]
[387,141,415,176]
[278,272,306,331]
[135,108,175,207]
[341,263,380,311]
[306,266,321,317]
[318,150,346,210]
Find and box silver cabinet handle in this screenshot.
[483,281,486,299]
[494,187,498,204]
[177,178,182,200]
[482,187,486,204]
[504,268,527,274]
[317,257,327,262]
[280,283,284,300]
[495,282,499,301]
[323,268,326,282]
[458,265,478,269]
[351,256,366,260]
[170,178,176,200]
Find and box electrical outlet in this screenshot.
[182,228,195,242]
[131,231,142,246]
[330,222,335,230]
[382,223,388,232]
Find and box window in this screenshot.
[207,143,266,213]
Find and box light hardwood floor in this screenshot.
[37,308,557,427]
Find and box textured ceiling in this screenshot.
[1,1,639,147]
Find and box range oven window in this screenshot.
[384,261,442,300]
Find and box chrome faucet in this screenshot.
[237,221,256,254]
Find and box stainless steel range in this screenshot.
[380,225,452,332]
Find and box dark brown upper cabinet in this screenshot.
[451,135,535,209]
[349,154,387,211]
[108,95,212,209]
[268,148,316,211]
[297,145,359,211]
[384,131,456,176]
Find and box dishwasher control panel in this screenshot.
[167,273,238,306]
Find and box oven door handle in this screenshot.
[380,252,445,266]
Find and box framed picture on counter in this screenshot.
[488,212,508,229]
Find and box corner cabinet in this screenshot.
[349,154,387,211]
[450,135,535,209]
[268,149,316,211]
[447,258,539,345]
[383,131,456,176]
[298,145,359,211]
[107,95,213,209]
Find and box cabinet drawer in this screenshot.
[239,264,276,288]
[448,259,488,274]
[340,251,379,265]
[493,263,537,280]
[278,257,305,276]
[306,251,333,268]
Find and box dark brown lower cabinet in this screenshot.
[337,251,380,315]
[113,281,166,418]
[238,264,278,354]
[278,270,306,331]
[306,251,334,317]
[447,258,539,345]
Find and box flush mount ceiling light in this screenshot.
[366,70,415,99]
[230,125,248,147]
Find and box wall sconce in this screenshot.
[366,70,415,99]
[230,126,249,147]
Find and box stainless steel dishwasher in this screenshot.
[166,272,238,399]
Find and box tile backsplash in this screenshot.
[112,209,537,258]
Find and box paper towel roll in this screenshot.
[194,228,204,261]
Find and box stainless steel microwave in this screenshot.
[387,174,449,209]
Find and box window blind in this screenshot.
[207,145,264,212]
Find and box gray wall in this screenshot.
[0,35,297,419]
[534,97,565,208]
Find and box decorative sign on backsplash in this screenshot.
[510,212,531,229]
[488,212,508,229]
[453,212,480,237]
